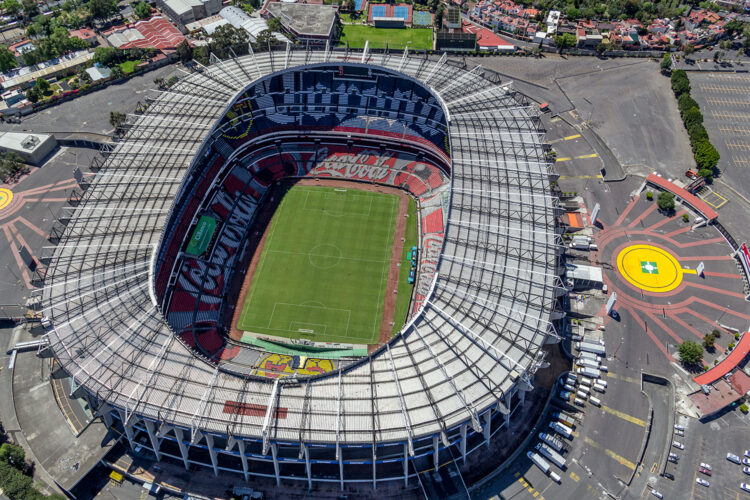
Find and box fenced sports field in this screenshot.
[237,185,400,345]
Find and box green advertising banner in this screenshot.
[185,215,217,256]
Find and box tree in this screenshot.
[554,33,576,52]
[682,107,703,130]
[677,93,700,115]
[670,69,690,96]
[657,191,675,211]
[25,86,40,103]
[21,0,38,20]
[109,110,126,129]
[134,1,151,19]
[565,6,580,19]
[110,65,124,79]
[0,46,17,72]
[3,0,21,17]
[93,46,122,66]
[702,333,715,350]
[176,40,192,63]
[660,53,672,71]
[694,139,720,171]
[0,443,25,468]
[88,0,118,21]
[209,24,249,58]
[678,340,703,365]
[34,77,50,94]
[266,16,282,32]
[683,43,695,55]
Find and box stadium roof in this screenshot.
[41,49,560,447]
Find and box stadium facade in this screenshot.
[40,47,564,489]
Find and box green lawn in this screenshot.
[339,25,434,50]
[237,185,399,345]
[119,60,139,74]
[392,196,417,335]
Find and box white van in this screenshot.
[728,453,742,464]
[576,390,588,400]
[589,396,601,407]
[599,365,609,372]
[574,398,585,407]
[593,384,606,393]
[595,380,607,389]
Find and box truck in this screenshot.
[527,451,551,475]
[552,411,576,428]
[579,351,602,363]
[576,342,606,356]
[538,432,565,452]
[559,390,571,400]
[577,358,600,369]
[549,471,562,484]
[549,420,573,439]
[577,366,601,378]
[536,442,567,469]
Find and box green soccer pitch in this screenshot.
[237,185,401,345]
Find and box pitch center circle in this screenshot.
[308,244,343,269]
[0,188,13,211]
[616,244,683,293]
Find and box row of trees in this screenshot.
[0,422,65,500]
[0,151,27,183]
[670,70,720,180]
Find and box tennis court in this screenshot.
[394,6,408,19]
[412,11,431,26]
[354,0,364,9]
[371,5,386,17]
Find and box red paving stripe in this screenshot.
[674,236,726,248]
[646,209,686,232]
[624,304,675,362]
[702,271,742,279]
[688,299,750,321]
[685,281,746,299]
[670,312,724,353]
[23,197,69,203]
[614,196,640,227]
[627,201,658,229]
[679,255,734,261]
[2,225,31,288]
[14,217,47,239]
[644,309,685,345]
[663,225,692,238]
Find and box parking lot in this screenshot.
[689,72,750,193]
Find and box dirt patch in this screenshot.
[228,178,412,349]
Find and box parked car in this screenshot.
[668,456,679,464]
[741,483,750,492]
[700,462,712,471]
[696,478,710,487]
[663,472,675,481]
[699,467,712,476]
[728,453,742,464]
[743,466,750,476]
[673,441,684,450]
[745,450,750,458]
[651,490,663,499]
[743,458,750,466]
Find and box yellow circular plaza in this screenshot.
[0,188,12,211]
[616,244,684,293]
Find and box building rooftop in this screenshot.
[265,2,337,37]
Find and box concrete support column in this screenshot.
[116,410,136,450]
[460,424,467,464]
[271,444,280,486]
[403,443,409,486]
[338,444,344,491]
[303,444,312,490]
[504,392,512,427]
[519,387,526,406]
[433,435,440,471]
[483,410,491,448]
[205,434,219,477]
[174,428,190,470]
[144,420,162,461]
[102,410,114,429]
[372,445,377,490]
[237,440,249,482]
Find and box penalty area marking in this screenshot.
[266,302,353,339]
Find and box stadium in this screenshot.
[40,47,563,492]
